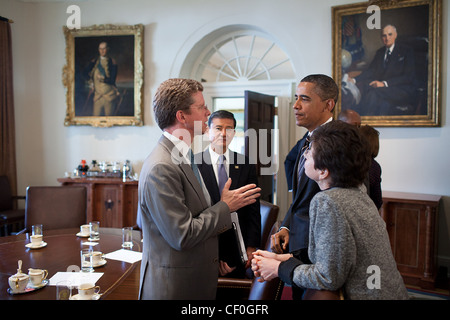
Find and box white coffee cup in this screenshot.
[28,268,48,286]
[92,251,103,265]
[8,274,29,293]
[30,234,43,246]
[78,283,100,300]
[80,224,90,236]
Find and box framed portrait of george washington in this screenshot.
[332,0,441,127]
[63,24,144,127]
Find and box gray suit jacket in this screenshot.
[138,135,232,299]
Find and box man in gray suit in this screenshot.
[137,78,261,299]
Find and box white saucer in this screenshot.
[93,259,107,268]
[76,232,90,238]
[69,293,101,300]
[25,242,47,249]
[7,279,48,295]
[28,279,49,289]
[88,237,100,242]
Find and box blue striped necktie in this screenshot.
[297,138,310,182]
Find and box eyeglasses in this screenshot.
[190,104,209,111]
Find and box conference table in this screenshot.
[0,228,142,300]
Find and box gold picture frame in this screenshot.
[63,24,144,127]
[332,0,441,127]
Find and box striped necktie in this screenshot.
[297,137,310,182]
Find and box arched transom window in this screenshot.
[193,32,295,82]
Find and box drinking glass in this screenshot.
[122,227,133,249]
[32,224,43,236]
[56,280,72,300]
[89,221,100,241]
[81,248,94,273]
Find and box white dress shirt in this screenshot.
[163,131,211,205]
[207,145,231,185]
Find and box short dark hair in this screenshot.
[301,74,339,105]
[310,120,370,188]
[208,110,236,128]
[359,125,380,158]
[153,78,203,130]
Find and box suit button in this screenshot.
[213,258,218,263]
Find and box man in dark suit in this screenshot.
[271,74,337,299]
[197,110,261,278]
[284,139,302,192]
[349,24,416,116]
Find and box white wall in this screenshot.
[2,0,450,271]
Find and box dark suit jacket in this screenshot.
[284,139,303,191]
[196,149,261,267]
[356,43,416,98]
[281,132,320,258]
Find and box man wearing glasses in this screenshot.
[137,78,261,299]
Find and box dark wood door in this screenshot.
[95,184,121,227]
[244,91,275,202]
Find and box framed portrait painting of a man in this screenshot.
[63,24,144,127]
[332,0,441,127]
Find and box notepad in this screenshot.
[103,249,142,264]
[49,272,103,288]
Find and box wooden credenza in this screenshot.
[57,178,138,228]
[380,191,441,289]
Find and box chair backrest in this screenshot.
[259,200,279,248]
[0,176,13,211]
[25,186,87,232]
[248,221,284,300]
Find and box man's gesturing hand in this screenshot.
[221,178,261,212]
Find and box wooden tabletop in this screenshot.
[0,228,141,300]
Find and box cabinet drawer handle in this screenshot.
[105,199,114,210]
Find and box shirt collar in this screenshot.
[208,145,231,165]
[387,43,395,53]
[309,117,333,136]
[163,131,191,162]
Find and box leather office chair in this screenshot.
[247,221,284,300]
[216,201,281,300]
[18,186,87,233]
[0,176,25,236]
[259,200,279,248]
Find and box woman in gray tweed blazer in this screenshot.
[252,121,408,300]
